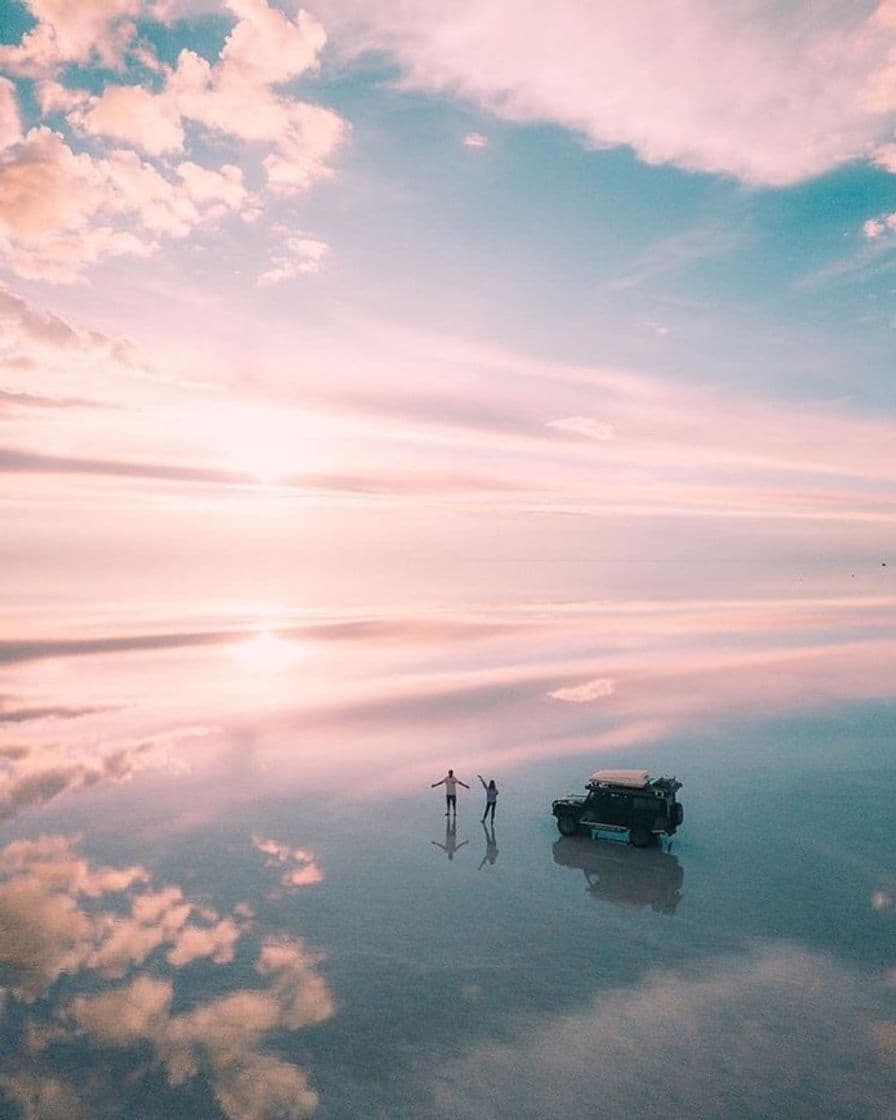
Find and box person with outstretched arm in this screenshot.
[431,769,469,815]
[478,774,498,822]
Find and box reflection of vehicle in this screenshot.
[551,769,683,846]
[553,837,684,914]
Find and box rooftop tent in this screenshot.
[588,769,650,788]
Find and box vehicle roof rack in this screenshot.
[587,769,649,789]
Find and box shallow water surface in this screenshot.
[1,598,894,1119]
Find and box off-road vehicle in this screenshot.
[551,768,683,847]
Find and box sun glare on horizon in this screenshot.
[229,631,308,672]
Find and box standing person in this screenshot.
[478,774,498,822]
[431,769,469,816]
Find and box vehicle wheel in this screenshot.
[556,814,578,836]
[629,825,651,848]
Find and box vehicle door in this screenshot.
[581,790,609,826]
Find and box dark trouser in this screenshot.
[446,794,456,813]
[482,801,495,821]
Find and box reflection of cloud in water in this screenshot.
[423,946,896,1120]
[0,698,111,723]
[0,725,208,826]
[4,597,896,804]
[548,677,615,703]
[0,835,244,998]
[254,836,324,890]
[67,940,331,1119]
[552,837,683,914]
[0,836,333,1118]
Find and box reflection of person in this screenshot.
[477,774,498,822]
[432,818,468,860]
[478,820,499,870]
[431,769,469,816]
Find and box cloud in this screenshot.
[0,724,207,825]
[0,613,524,666]
[253,836,324,889]
[0,285,92,350]
[420,945,896,1119]
[166,917,241,966]
[545,416,616,441]
[548,677,616,703]
[0,700,109,724]
[0,0,140,76]
[0,832,333,1119]
[0,445,252,484]
[862,212,896,239]
[258,234,330,286]
[78,84,186,156]
[0,129,157,281]
[326,0,896,185]
[462,131,488,149]
[0,835,254,997]
[163,3,345,193]
[0,445,528,501]
[0,388,106,411]
[66,957,328,1118]
[0,79,22,151]
[0,0,345,280]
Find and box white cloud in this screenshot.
[872,143,896,173]
[325,0,896,186]
[64,934,331,1118]
[462,131,488,149]
[219,0,327,87]
[546,417,616,441]
[862,212,896,239]
[422,946,896,1120]
[0,828,333,1119]
[0,79,22,151]
[0,0,346,279]
[177,160,247,209]
[0,0,140,76]
[166,4,345,192]
[253,836,324,888]
[79,85,185,156]
[167,917,241,966]
[548,677,616,703]
[258,234,330,286]
[34,80,90,116]
[0,128,256,280]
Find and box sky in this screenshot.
[1,0,896,624]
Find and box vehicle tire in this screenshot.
[629,825,651,848]
[556,814,578,836]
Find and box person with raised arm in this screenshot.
[478,774,498,822]
[431,769,469,816]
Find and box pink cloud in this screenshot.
[258,233,330,285]
[324,0,896,185]
[0,79,22,151]
[0,0,140,76]
[79,85,186,156]
[0,129,255,279]
[0,0,346,279]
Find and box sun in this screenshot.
[230,631,306,672]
